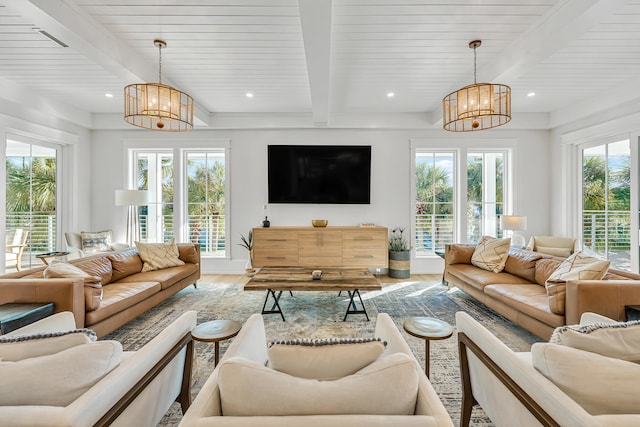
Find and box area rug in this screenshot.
[104,274,542,426]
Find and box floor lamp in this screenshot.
[500,215,527,249]
[115,190,149,247]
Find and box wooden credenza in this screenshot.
[252,226,388,268]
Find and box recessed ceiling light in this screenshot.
[387,92,395,98]
[105,93,113,98]
[527,92,536,97]
[246,92,254,98]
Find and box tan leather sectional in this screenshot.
[444,244,640,339]
[0,244,200,337]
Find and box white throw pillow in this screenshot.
[471,236,511,273]
[0,340,122,406]
[218,353,419,416]
[549,320,640,363]
[135,239,185,272]
[44,261,90,279]
[532,343,640,415]
[268,337,386,380]
[0,329,96,361]
[545,252,610,315]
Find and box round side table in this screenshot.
[191,319,242,366]
[403,316,454,378]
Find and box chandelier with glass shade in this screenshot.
[124,39,193,132]
[442,40,511,132]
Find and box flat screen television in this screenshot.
[268,145,371,204]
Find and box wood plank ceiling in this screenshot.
[0,0,638,129]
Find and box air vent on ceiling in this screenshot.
[33,28,68,48]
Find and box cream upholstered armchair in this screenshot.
[526,235,579,257]
[0,310,196,426]
[64,231,129,259]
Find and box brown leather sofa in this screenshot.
[444,244,640,339]
[0,244,200,337]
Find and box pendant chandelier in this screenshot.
[442,40,511,132]
[124,39,193,132]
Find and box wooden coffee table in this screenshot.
[244,267,381,321]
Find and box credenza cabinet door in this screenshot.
[342,229,388,268]
[252,228,299,267]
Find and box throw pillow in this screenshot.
[0,340,122,406]
[43,262,104,311]
[43,261,90,279]
[80,230,112,254]
[471,236,511,273]
[135,239,185,272]
[549,320,640,363]
[268,337,387,380]
[218,353,419,416]
[532,343,640,415]
[0,329,96,362]
[545,252,610,315]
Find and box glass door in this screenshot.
[5,139,58,272]
[581,139,631,270]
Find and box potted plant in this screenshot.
[237,230,255,275]
[388,227,410,278]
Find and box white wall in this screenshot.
[91,127,551,274]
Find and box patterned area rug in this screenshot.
[104,274,542,426]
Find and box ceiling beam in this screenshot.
[299,0,332,127]
[425,0,629,124]
[10,0,210,127]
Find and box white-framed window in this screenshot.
[129,143,229,257]
[412,142,511,255]
[467,151,506,243]
[581,139,631,270]
[414,150,455,254]
[185,150,226,256]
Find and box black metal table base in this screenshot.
[261,289,285,321]
[260,289,370,321]
[344,289,369,321]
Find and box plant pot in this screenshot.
[388,250,410,279]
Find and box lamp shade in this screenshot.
[115,190,149,206]
[500,215,527,231]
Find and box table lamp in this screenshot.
[500,215,527,248]
[115,189,149,246]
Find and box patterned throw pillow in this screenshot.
[0,329,97,361]
[135,239,185,272]
[268,337,387,380]
[471,236,511,273]
[549,320,640,362]
[545,252,610,315]
[80,230,112,254]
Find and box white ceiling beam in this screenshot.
[425,0,629,122]
[298,0,332,127]
[11,0,210,127]
[487,0,630,83]
[0,75,91,129]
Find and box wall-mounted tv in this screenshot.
[268,145,371,204]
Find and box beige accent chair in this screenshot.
[456,311,640,427]
[64,231,129,259]
[0,310,196,426]
[180,313,454,427]
[5,228,29,271]
[526,235,579,257]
